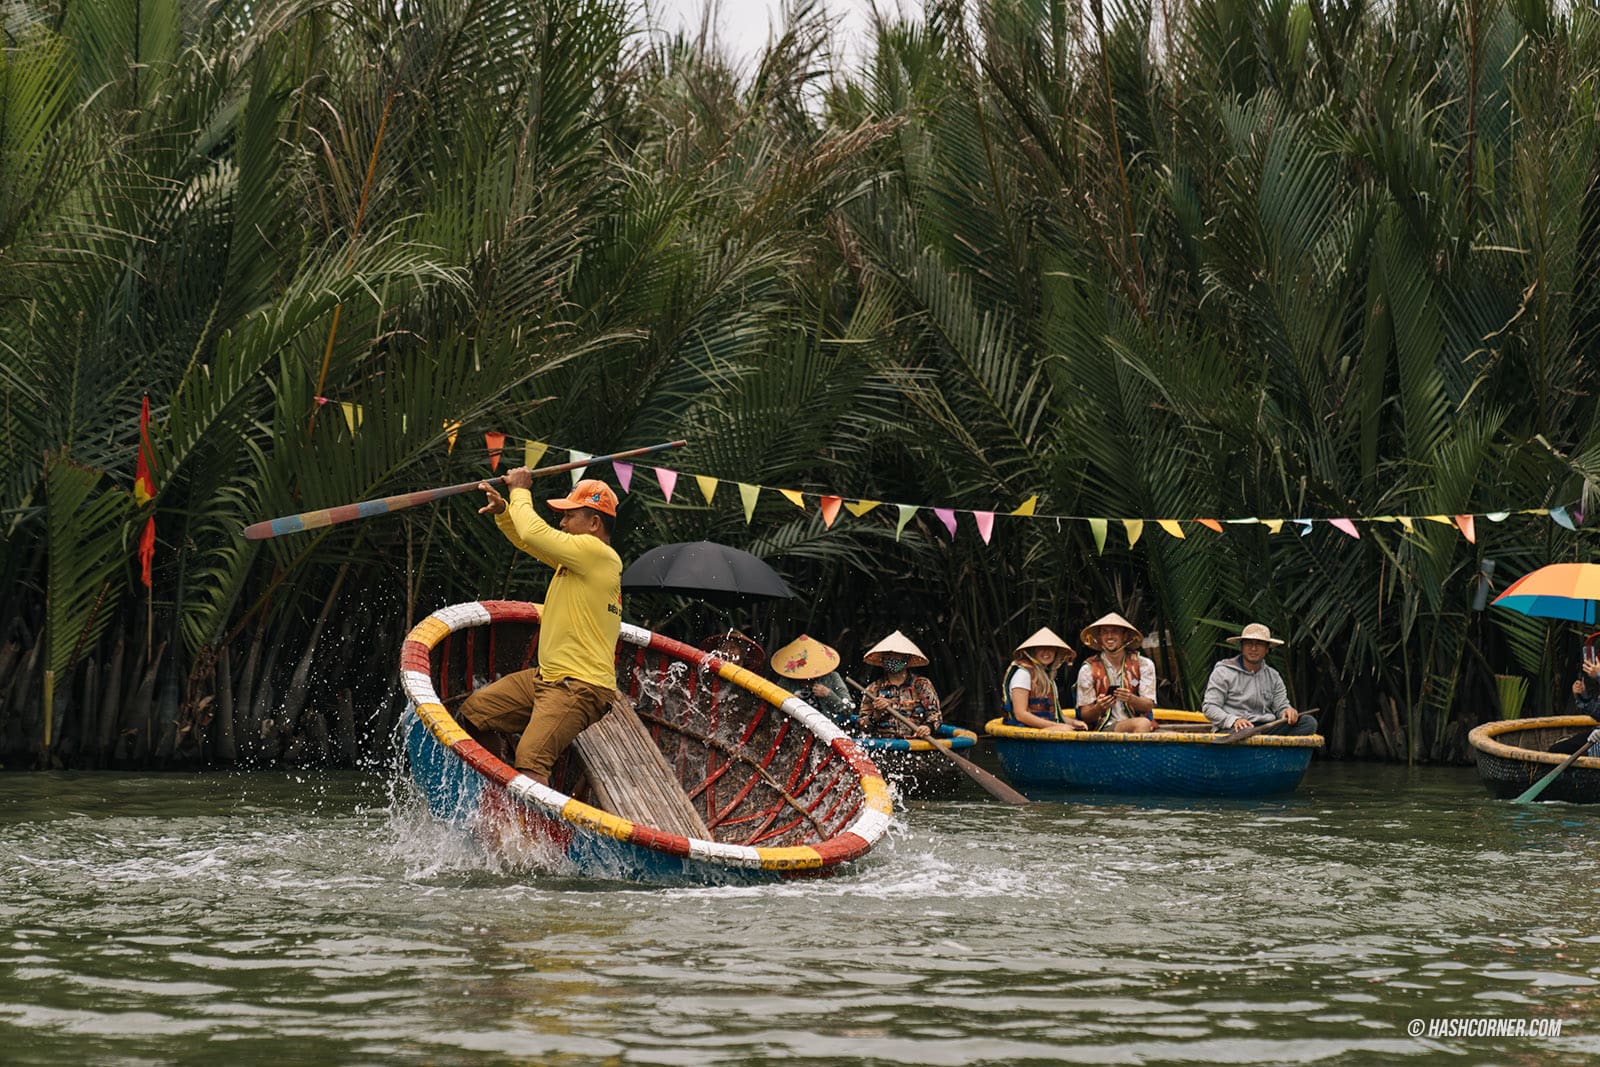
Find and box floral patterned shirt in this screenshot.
[857,674,942,737]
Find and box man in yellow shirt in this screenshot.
[460,468,623,785]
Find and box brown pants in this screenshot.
[458,671,613,779]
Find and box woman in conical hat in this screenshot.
[1003,626,1082,732]
[858,631,940,738]
[771,635,853,724]
[1076,612,1157,733]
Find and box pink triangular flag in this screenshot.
[1454,514,1476,543]
[613,461,633,493]
[974,510,995,545]
[1329,518,1360,539]
[654,467,677,502]
[485,431,505,471]
[934,507,957,539]
[820,495,842,528]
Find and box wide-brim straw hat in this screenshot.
[1081,612,1144,650]
[1224,622,1284,646]
[1013,626,1074,660]
[863,630,929,668]
[698,630,768,671]
[771,635,840,680]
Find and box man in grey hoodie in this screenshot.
[1202,624,1318,736]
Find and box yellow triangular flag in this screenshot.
[1158,519,1186,539]
[1424,514,1452,524]
[443,420,461,454]
[696,475,719,505]
[1010,494,1038,517]
[1398,516,1415,533]
[1124,519,1144,546]
[738,482,760,522]
[524,440,548,468]
[1263,519,1284,534]
[1089,518,1107,555]
[339,402,362,433]
[779,488,806,511]
[845,499,881,517]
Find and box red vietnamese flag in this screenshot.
[134,397,157,587]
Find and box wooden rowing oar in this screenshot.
[846,678,1029,805]
[1515,735,1596,803]
[1210,708,1319,744]
[1211,715,1286,744]
[242,440,687,540]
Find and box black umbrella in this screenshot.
[620,541,793,601]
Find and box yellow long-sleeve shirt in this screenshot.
[494,488,622,690]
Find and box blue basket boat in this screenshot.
[983,716,1322,797]
[400,601,893,884]
[851,725,980,797]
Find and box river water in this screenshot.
[2,761,1597,1065]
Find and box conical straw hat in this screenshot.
[1012,626,1073,660]
[771,635,840,680]
[1080,612,1144,650]
[862,630,929,668]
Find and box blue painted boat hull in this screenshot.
[989,730,1318,798]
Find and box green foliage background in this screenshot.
[4,0,1599,768]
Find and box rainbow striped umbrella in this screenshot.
[1491,563,1600,624]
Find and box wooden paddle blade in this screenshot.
[1514,745,1588,803]
[931,742,1031,805]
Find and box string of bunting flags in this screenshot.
[308,400,1588,549]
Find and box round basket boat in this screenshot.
[1467,715,1600,803]
[851,725,980,798]
[983,715,1322,797]
[399,601,893,884]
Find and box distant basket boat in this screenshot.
[1468,715,1600,803]
[399,601,893,884]
[851,724,980,797]
[983,711,1322,797]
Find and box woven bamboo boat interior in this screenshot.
[428,618,870,848]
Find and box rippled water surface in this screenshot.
[3,762,1598,1065]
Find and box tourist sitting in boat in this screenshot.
[1075,612,1157,733]
[770,635,854,724]
[459,473,622,785]
[1550,651,1600,757]
[1003,627,1082,732]
[697,630,767,673]
[1201,623,1317,736]
[857,631,941,738]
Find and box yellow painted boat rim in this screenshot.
[1468,714,1600,769]
[983,717,1323,748]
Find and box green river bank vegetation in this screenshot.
[3,0,1599,769]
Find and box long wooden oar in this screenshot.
[1210,707,1320,745]
[243,440,686,540]
[1515,737,1595,803]
[1211,715,1287,744]
[846,678,1029,805]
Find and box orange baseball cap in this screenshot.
[548,478,618,517]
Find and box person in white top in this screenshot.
[1003,627,1081,732]
[1075,612,1158,733]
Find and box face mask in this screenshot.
[881,656,908,673]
